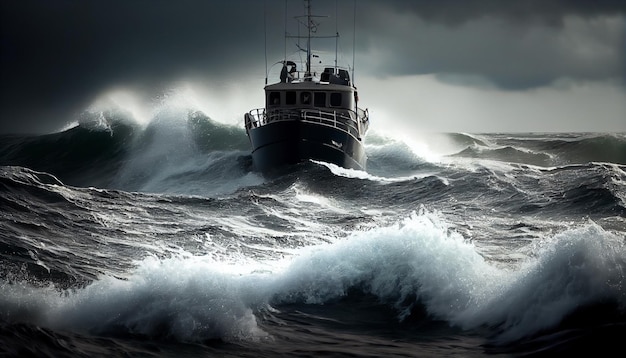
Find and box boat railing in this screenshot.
[245,107,368,139]
[301,109,361,139]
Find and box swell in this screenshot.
[449,133,626,166]
[0,111,250,189]
[521,163,626,218]
[451,144,554,167]
[536,133,626,165]
[0,123,133,188]
[484,301,626,356]
[0,167,128,289]
[267,160,626,221]
[1,199,624,355]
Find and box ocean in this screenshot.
[0,106,625,357]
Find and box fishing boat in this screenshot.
[244,0,369,173]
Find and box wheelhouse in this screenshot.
[265,84,356,113]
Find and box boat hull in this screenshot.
[247,120,366,173]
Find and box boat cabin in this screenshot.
[265,83,356,113]
[265,64,358,113]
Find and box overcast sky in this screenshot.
[1,0,624,134]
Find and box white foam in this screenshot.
[467,222,626,342]
[1,213,623,343]
[315,160,446,184]
[47,255,272,342]
[272,210,500,320]
[87,88,154,127]
[105,103,264,196]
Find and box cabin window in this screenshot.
[286,91,296,105]
[330,92,342,107]
[269,92,280,106]
[314,92,326,107]
[300,92,312,105]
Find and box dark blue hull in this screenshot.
[247,120,366,173]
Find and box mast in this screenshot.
[335,0,338,71]
[285,0,338,81]
[352,0,356,84]
[305,0,312,78]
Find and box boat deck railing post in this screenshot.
[248,107,364,140]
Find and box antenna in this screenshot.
[335,0,338,70]
[264,0,268,84]
[283,0,339,81]
[284,0,288,62]
[352,0,356,84]
[306,0,311,77]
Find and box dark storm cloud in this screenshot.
[369,0,626,25]
[356,0,626,89]
[1,0,624,134]
[1,0,266,134]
